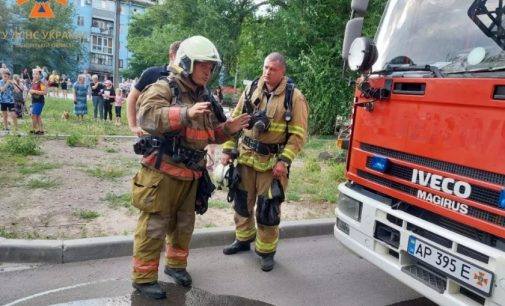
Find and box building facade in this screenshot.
[74,0,157,81]
[4,0,156,81]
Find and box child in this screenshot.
[102,80,115,121]
[30,68,47,135]
[114,88,125,126]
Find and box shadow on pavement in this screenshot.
[130,282,272,306]
[387,297,438,306]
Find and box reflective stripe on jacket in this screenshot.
[137,72,233,180]
[223,76,309,171]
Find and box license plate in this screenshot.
[407,236,494,296]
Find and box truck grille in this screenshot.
[365,157,501,208]
[361,143,505,186]
[357,170,505,228]
[402,264,447,294]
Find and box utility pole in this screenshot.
[233,59,239,102]
[113,0,121,88]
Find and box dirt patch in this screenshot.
[0,138,335,239]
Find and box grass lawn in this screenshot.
[0,104,347,239]
[287,137,346,204]
[16,96,131,136]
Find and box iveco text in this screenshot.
[411,169,472,198]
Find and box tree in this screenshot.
[126,0,386,134]
[0,1,14,67]
[10,0,83,75]
[125,0,258,80]
[237,0,386,134]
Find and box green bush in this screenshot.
[304,158,321,173]
[103,192,132,209]
[18,162,59,175]
[66,133,98,148]
[85,166,125,180]
[0,227,17,239]
[0,136,41,156]
[66,133,80,147]
[26,178,58,189]
[75,210,100,220]
[328,162,346,183]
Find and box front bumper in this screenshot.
[334,182,505,306]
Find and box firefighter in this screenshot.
[131,35,250,299]
[221,52,309,271]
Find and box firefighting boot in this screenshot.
[164,267,192,287]
[222,239,252,255]
[260,253,275,272]
[132,281,167,299]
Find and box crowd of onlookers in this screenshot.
[0,62,228,137]
[0,63,137,134]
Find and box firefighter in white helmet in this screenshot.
[130,35,250,299]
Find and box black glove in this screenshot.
[195,169,216,215]
[256,179,284,226]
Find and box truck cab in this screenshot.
[335,1,505,305]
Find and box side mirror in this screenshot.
[347,37,378,72]
[341,17,364,61]
[351,0,369,17]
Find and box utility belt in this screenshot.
[242,136,284,156]
[134,135,206,171]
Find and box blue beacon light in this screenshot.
[370,155,390,173]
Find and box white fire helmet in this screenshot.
[175,35,222,75]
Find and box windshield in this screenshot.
[373,0,505,76]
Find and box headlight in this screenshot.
[338,193,362,221]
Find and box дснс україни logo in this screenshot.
[16,0,68,19]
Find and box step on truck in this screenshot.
[336,1,505,305]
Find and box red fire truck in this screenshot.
[336,1,505,305]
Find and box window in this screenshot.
[92,0,115,12]
[91,18,114,36]
[119,59,124,68]
[85,0,92,5]
[91,35,113,54]
[90,53,113,66]
[77,16,84,26]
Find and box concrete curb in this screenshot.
[0,218,334,264]
[41,134,138,141]
[0,133,138,140]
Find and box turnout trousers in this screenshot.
[131,166,198,283]
[233,164,288,255]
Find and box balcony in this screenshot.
[129,0,159,6]
[90,26,114,36]
[89,63,113,74]
[92,8,115,20]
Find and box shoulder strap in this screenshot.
[160,76,181,105]
[284,80,295,122]
[283,78,296,146]
[242,77,260,114]
[205,87,227,123]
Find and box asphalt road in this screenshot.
[0,235,434,306]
